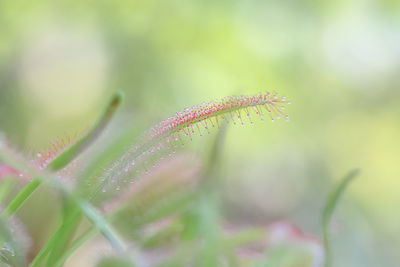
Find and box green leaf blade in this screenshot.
[322,168,360,267]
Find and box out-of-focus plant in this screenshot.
[0,88,361,267]
[322,169,359,267]
[0,91,312,266]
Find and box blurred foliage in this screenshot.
[0,216,26,267]
[0,0,400,266]
[322,169,359,267]
[96,255,135,267]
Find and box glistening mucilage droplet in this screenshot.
[99,92,290,193]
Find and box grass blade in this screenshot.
[47,91,123,171]
[53,226,98,267]
[77,199,126,251]
[322,169,360,267]
[0,92,123,218]
[2,179,41,218]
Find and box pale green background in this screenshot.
[0,1,399,266]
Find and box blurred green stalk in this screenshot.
[322,169,360,267]
[1,92,123,219]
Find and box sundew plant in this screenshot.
[0,91,355,267]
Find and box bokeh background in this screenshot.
[0,0,399,266]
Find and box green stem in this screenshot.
[53,225,99,267]
[44,92,124,264]
[53,208,128,267]
[0,92,124,266]
[31,198,126,267]
[77,199,125,251]
[29,210,82,267]
[2,178,41,219]
[322,169,359,267]
[45,203,82,267]
[1,92,123,218]
[45,191,127,266]
[47,92,123,171]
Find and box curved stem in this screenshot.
[47,92,123,171]
[29,210,82,267]
[1,92,123,218]
[322,169,359,267]
[2,178,41,218]
[53,226,98,267]
[30,200,125,267]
